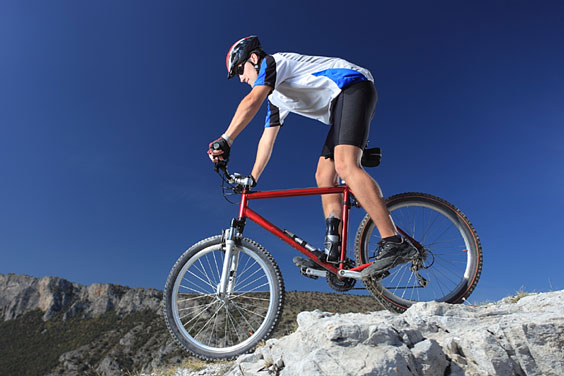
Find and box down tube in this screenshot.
[243,208,339,274]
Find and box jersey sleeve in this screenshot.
[254,55,277,89]
[264,99,289,128]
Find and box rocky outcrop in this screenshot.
[226,290,564,376]
[0,273,162,321]
[3,273,563,376]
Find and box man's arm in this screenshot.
[208,85,272,163]
[224,85,272,142]
[251,125,280,181]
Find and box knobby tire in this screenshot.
[354,193,482,313]
[163,235,285,360]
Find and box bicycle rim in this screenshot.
[169,238,281,357]
[356,193,482,312]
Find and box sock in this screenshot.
[325,216,341,236]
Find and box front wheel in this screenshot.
[163,235,284,360]
[355,193,482,313]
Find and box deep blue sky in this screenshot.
[1,1,563,303]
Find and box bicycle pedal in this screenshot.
[299,267,319,280]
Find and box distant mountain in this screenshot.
[0,274,382,376]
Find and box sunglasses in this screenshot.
[236,59,249,76]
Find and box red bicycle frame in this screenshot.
[235,185,373,275]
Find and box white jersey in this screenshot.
[254,52,374,127]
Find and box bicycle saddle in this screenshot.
[361,147,382,167]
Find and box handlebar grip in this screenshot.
[214,159,227,172]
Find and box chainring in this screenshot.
[326,259,356,292]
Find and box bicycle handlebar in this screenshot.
[228,173,255,188]
[214,162,254,193]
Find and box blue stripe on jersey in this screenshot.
[312,68,367,89]
[253,59,268,87]
[264,100,281,128]
[265,101,272,127]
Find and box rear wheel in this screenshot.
[164,235,284,360]
[355,193,482,313]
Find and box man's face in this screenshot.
[238,55,259,87]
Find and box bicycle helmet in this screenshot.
[226,35,263,79]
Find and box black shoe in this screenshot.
[324,234,340,263]
[293,250,325,270]
[360,238,418,279]
[324,216,341,263]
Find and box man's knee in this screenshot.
[334,145,363,180]
[334,159,361,181]
[316,160,337,187]
[316,169,336,187]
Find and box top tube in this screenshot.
[244,186,348,200]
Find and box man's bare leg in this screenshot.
[333,145,396,238]
[315,156,341,219]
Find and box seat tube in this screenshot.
[340,187,351,262]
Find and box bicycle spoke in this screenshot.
[203,253,220,287]
[231,281,270,297]
[176,293,215,304]
[231,294,270,302]
[228,300,261,334]
[209,310,220,346]
[229,299,267,317]
[421,211,441,245]
[235,254,254,281]
[234,264,264,290]
[212,249,223,284]
[236,274,268,292]
[181,299,219,325]
[224,305,244,346]
[193,301,227,340]
[184,268,217,291]
[179,283,212,295]
[197,257,217,291]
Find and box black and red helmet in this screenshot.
[226,35,263,79]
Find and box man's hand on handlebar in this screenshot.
[208,135,256,190]
[208,136,231,164]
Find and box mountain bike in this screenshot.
[163,148,482,360]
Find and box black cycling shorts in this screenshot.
[321,80,378,159]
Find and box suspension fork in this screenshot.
[218,229,238,296]
[218,228,236,296]
[218,194,248,296]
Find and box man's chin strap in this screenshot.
[252,57,261,73]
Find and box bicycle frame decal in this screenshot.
[236,186,371,273]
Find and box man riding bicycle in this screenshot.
[208,36,417,279]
